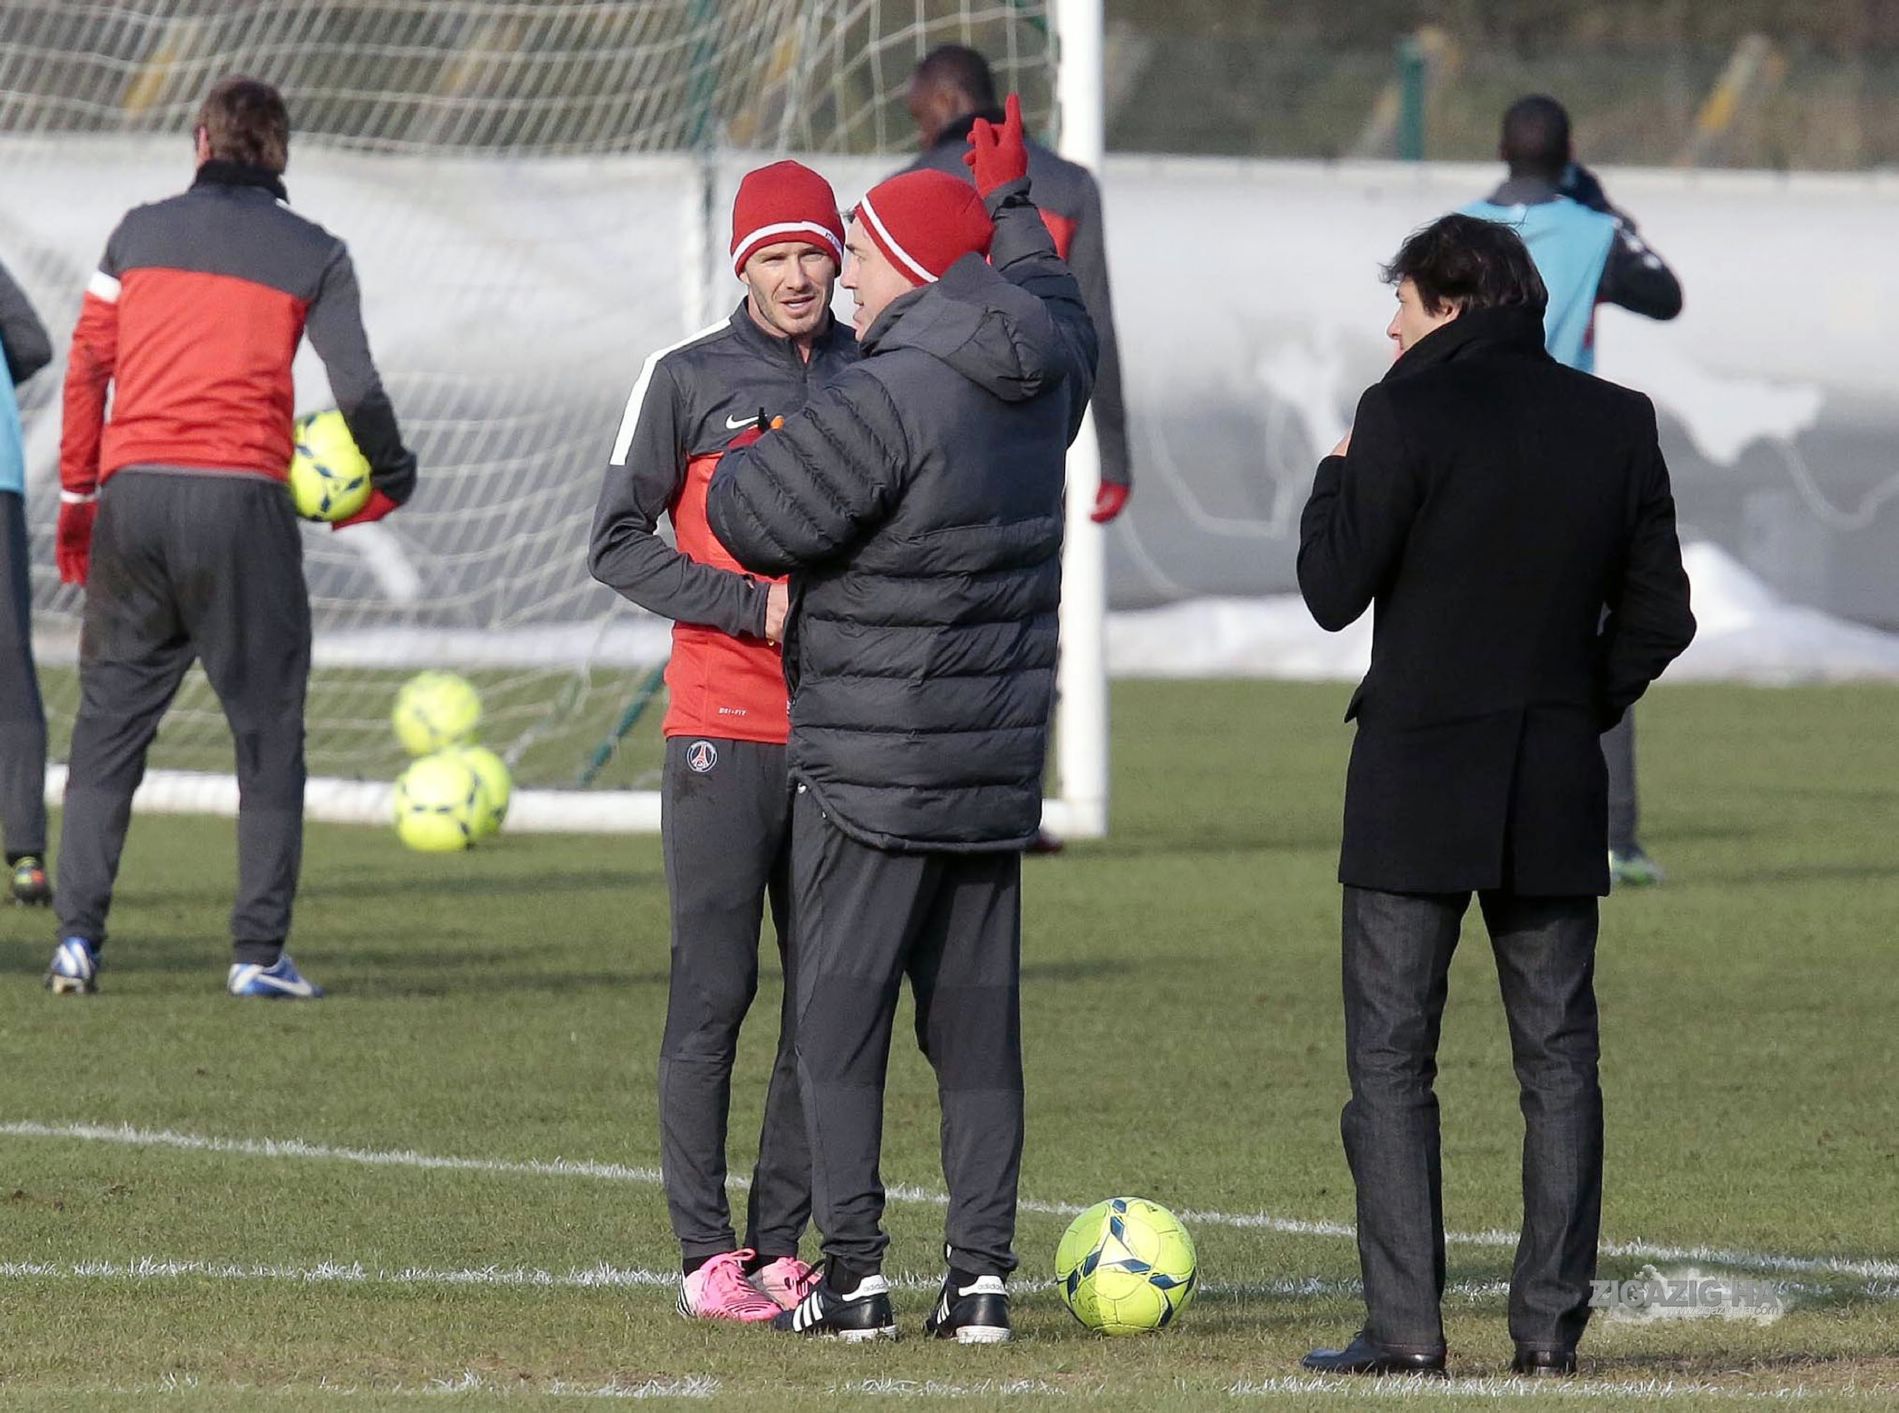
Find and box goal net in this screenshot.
[0,0,1107,835]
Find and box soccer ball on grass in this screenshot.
[392,752,489,853]
[1055,1197,1197,1335]
[450,744,511,840]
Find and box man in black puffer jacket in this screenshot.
[707,97,1094,1344]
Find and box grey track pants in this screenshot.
[0,490,47,859]
[790,783,1024,1279]
[56,470,308,960]
[659,735,810,1262]
[1602,711,1639,854]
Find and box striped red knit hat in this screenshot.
[854,169,994,286]
[730,160,847,276]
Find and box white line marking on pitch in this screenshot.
[6,1119,1895,1284]
[835,1380,1071,1400]
[1229,1375,1897,1402]
[0,1254,1506,1303]
[426,1373,721,1400]
[0,1257,678,1290]
[423,1382,717,1405]
[117,1372,723,1402]
[0,1255,1442,1307]
[5,1257,1886,1311]
[0,1256,958,1295]
[0,1119,665,1185]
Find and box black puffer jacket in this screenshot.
[706,179,1096,851]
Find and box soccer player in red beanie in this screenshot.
[708,98,1097,1343]
[589,159,858,1322]
[50,76,416,1001]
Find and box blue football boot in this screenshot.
[46,936,100,995]
[227,954,325,1000]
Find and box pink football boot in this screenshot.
[676,1250,782,1322]
[750,1255,821,1311]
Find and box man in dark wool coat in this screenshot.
[1297,214,1696,1380]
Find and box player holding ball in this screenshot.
[50,76,416,1000]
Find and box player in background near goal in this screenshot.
[1461,95,1685,889]
[588,161,859,1322]
[0,256,54,907]
[709,98,1095,1344]
[51,76,416,1000]
[903,46,1131,527]
[902,45,1131,855]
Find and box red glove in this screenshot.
[726,411,782,452]
[56,495,97,586]
[332,488,401,531]
[964,93,1029,197]
[1090,481,1130,525]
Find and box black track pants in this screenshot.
[659,734,809,1261]
[789,783,1024,1278]
[56,470,308,959]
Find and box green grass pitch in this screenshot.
[0,680,1893,1409]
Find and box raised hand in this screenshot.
[964,93,1029,197]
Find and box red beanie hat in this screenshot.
[730,160,846,276]
[855,169,994,287]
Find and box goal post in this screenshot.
[0,0,1109,838]
[1048,0,1109,839]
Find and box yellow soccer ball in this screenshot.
[287,409,372,523]
[1056,1197,1198,1335]
[451,745,512,839]
[392,752,488,853]
[392,671,482,757]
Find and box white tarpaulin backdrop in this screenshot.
[5,143,1897,684]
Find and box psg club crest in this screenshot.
[686,740,718,774]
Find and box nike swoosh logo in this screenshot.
[726,414,764,430]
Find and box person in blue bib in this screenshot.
[1462,95,1683,889]
[0,257,53,908]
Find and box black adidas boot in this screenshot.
[923,1270,1011,1344]
[772,1265,897,1341]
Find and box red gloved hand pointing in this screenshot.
[964,93,1029,197]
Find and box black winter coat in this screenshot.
[706,179,1097,851]
[1298,307,1696,896]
